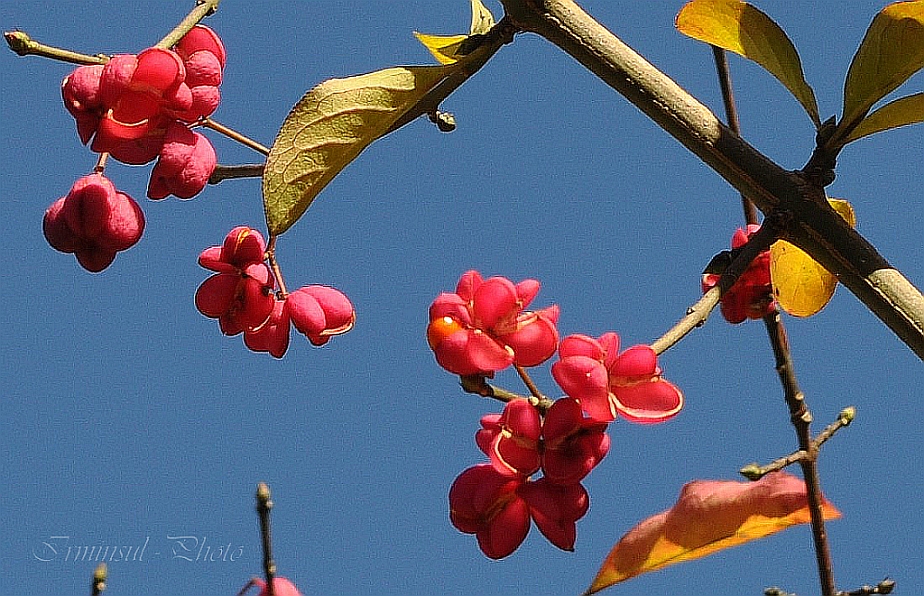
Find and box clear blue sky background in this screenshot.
[3,1,923,595]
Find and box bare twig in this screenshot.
[155,0,221,50]
[256,483,276,596]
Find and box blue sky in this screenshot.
[3,1,924,595]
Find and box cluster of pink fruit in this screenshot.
[701,224,775,324]
[427,271,683,558]
[195,227,355,358]
[44,25,225,272]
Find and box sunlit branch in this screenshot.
[155,0,221,50]
[459,374,554,413]
[651,223,776,355]
[498,0,924,361]
[4,30,107,64]
[739,407,856,481]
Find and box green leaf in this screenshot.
[262,66,451,236]
[844,92,924,143]
[842,1,924,135]
[676,0,820,127]
[414,0,495,65]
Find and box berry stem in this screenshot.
[266,236,288,298]
[4,30,107,65]
[154,0,221,50]
[93,152,109,174]
[198,118,270,156]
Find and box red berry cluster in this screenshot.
[45,26,225,273]
[195,227,355,358]
[43,173,145,272]
[701,224,775,324]
[61,25,224,180]
[429,271,683,558]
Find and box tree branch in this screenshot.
[498,0,924,360]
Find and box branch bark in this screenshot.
[498,0,924,359]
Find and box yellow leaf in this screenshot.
[585,473,840,594]
[676,0,819,126]
[413,32,469,65]
[841,1,924,135]
[469,0,495,35]
[414,0,495,65]
[262,66,452,236]
[844,92,924,143]
[770,199,856,317]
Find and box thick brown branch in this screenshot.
[498,0,924,360]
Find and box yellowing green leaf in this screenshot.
[844,92,924,143]
[413,32,469,65]
[469,0,495,35]
[262,66,451,236]
[770,199,856,318]
[676,0,820,126]
[842,1,924,135]
[415,0,495,65]
[585,473,840,594]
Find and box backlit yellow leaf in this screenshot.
[414,0,495,65]
[413,32,469,65]
[841,1,924,136]
[844,92,924,143]
[770,199,856,317]
[469,0,495,35]
[262,66,451,236]
[676,0,819,126]
[585,473,840,594]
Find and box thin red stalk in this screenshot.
[712,48,836,596]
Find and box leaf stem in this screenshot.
[198,118,270,156]
[209,164,266,184]
[4,30,107,65]
[154,0,221,50]
[255,482,276,596]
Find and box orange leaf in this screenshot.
[585,472,841,594]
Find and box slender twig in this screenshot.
[711,45,758,226]
[91,563,106,595]
[209,164,266,184]
[651,223,777,355]
[459,375,555,412]
[740,407,855,480]
[514,364,544,399]
[711,47,838,596]
[835,579,896,595]
[155,0,221,50]
[4,30,108,64]
[198,118,270,156]
[256,483,276,596]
